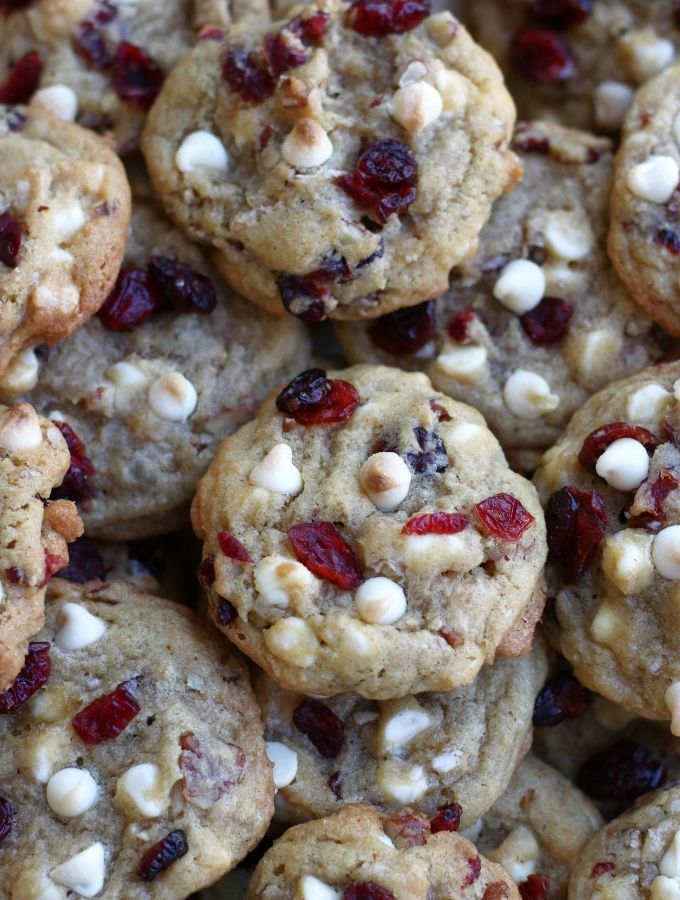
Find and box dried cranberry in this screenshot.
[0,211,23,269]
[0,796,12,844]
[343,885,396,900]
[406,427,448,475]
[0,0,36,9]
[0,50,42,104]
[475,493,535,540]
[447,309,478,343]
[529,0,593,28]
[328,770,343,799]
[98,268,162,330]
[288,521,363,589]
[42,550,67,586]
[263,32,307,78]
[0,642,51,713]
[112,42,164,109]
[578,422,661,474]
[546,486,607,582]
[58,537,107,584]
[483,885,511,900]
[509,28,577,82]
[197,556,216,590]
[147,257,216,314]
[463,855,482,887]
[627,469,680,530]
[589,862,615,878]
[217,531,252,563]
[346,0,430,36]
[277,255,350,323]
[215,597,237,626]
[293,699,346,757]
[179,732,244,806]
[6,108,26,131]
[655,226,680,255]
[520,297,573,345]
[512,132,551,154]
[576,740,666,802]
[72,677,141,744]
[222,45,274,102]
[533,672,591,726]
[289,10,330,42]
[430,802,462,833]
[137,830,188,881]
[402,512,468,535]
[338,140,418,224]
[386,810,429,848]
[367,301,436,356]
[276,369,360,425]
[73,22,111,69]
[518,874,551,900]
[51,421,95,504]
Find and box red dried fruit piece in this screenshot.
[589,862,615,878]
[519,874,551,900]
[179,732,245,808]
[328,770,343,799]
[529,0,593,28]
[222,45,275,102]
[338,139,418,224]
[0,211,23,268]
[51,421,95,504]
[627,468,680,530]
[578,422,661,473]
[368,300,436,356]
[576,740,666,802]
[406,427,448,475]
[197,556,216,590]
[58,537,107,584]
[277,254,350,323]
[655,226,680,255]
[483,884,510,900]
[289,10,330,41]
[475,493,535,540]
[430,802,462,833]
[0,642,51,713]
[520,297,573,345]
[0,50,42,103]
[447,309,478,344]
[73,22,111,69]
[147,256,217,314]
[346,0,430,36]
[463,855,482,888]
[546,486,607,583]
[430,399,451,422]
[532,672,591,726]
[402,512,468,536]
[276,369,360,425]
[439,627,464,648]
[343,885,396,900]
[289,521,363,589]
[72,677,141,744]
[512,133,551,154]
[42,550,67,586]
[98,267,162,330]
[509,28,577,82]
[112,41,164,109]
[217,531,252,563]
[0,796,13,844]
[263,31,307,78]
[137,830,188,881]
[293,699,346,757]
[385,809,429,848]
[215,597,237,626]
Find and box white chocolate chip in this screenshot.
[105,360,150,411]
[147,372,197,421]
[115,764,167,819]
[54,602,106,651]
[434,344,487,382]
[53,202,85,241]
[31,84,78,121]
[376,760,428,804]
[50,843,105,898]
[295,876,341,900]
[175,130,229,173]
[404,530,483,576]
[493,259,545,314]
[651,876,680,900]
[503,370,559,419]
[358,452,411,511]
[390,81,443,132]
[595,438,650,491]
[0,347,39,395]
[281,118,333,168]
[433,66,469,113]
[355,577,406,625]
[18,738,57,783]
[590,601,624,644]
[398,61,428,86]
[339,619,371,657]
[594,81,634,131]
[264,617,319,667]
[46,768,98,818]
[255,555,318,609]
[487,826,540,884]
[601,531,654,593]
[377,697,432,753]
[431,749,461,774]
[0,402,42,452]
[249,443,303,495]
[666,682,680,736]
[661,830,680,878]
[653,526,680,579]
[186,673,204,692]
[627,155,679,203]
[266,741,298,789]
[619,30,675,83]
[33,282,80,313]
[377,833,395,848]
[543,211,593,261]
[626,384,672,423]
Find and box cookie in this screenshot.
[0,402,82,692]
[192,364,547,698]
[0,578,274,897]
[0,0,269,153]
[142,0,520,322]
[255,637,547,829]
[14,202,310,541]
[464,0,680,134]
[246,803,520,899]
[0,103,130,383]
[334,120,662,465]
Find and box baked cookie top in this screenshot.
[142,0,519,321]
[0,578,274,898]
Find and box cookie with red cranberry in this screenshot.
[334,120,662,468]
[191,364,547,698]
[142,0,519,322]
[15,202,309,541]
[0,402,82,692]
[0,103,130,384]
[0,578,274,897]
[464,0,680,134]
[246,803,520,899]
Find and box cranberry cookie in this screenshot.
[334,121,661,468]
[142,0,519,322]
[0,578,274,897]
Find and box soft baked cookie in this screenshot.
[0,104,130,382]
[464,0,680,133]
[0,578,274,898]
[142,0,520,321]
[14,202,309,541]
[0,402,82,693]
[246,803,520,899]
[0,0,269,153]
[192,364,547,698]
[255,638,547,828]
[334,120,662,466]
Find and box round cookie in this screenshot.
[0,578,274,897]
[142,0,520,321]
[14,202,310,541]
[334,120,662,467]
[255,638,548,828]
[0,103,130,382]
[191,364,547,698]
[246,803,520,899]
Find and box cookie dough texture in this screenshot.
[0,579,274,898]
[142,0,520,320]
[246,803,520,899]
[0,104,130,382]
[0,402,82,692]
[335,120,661,461]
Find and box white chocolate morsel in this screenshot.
[487,825,540,884]
[619,30,675,83]
[653,526,680,579]
[31,84,78,121]
[255,555,318,609]
[661,830,680,878]
[493,259,545,314]
[355,577,407,625]
[503,370,559,420]
[147,372,198,421]
[249,444,303,495]
[433,66,469,113]
[105,360,150,411]
[390,81,443,132]
[50,843,106,898]
[46,768,98,818]
[53,202,85,241]
[266,741,298,789]
[590,601,624,645]
[651,876,680,900]
[594,81,634,131]
[0,347,40,395]
[543,211,593,261]
[175,130,229,173]
[627,155,679,204]
[666,682,680,736]
[601,531,654,594]
[404,531,482,576]
[626,384,672,423]
[434,345,487,382]
[0,402,42,452]
[264,617,319,667]
[431,749,461,774]
[376,833,395,848]
[398,60,428,86]
[54,602,107,651]
[282,118,333,168]
[295,875,341,900]
[33,283,80,313]
[115,763,167,818]
[377,697,432,753]
[358,451,412,511]
[595,438,650,491]
[376,760,428,804]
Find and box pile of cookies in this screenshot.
[4,0,680,897]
